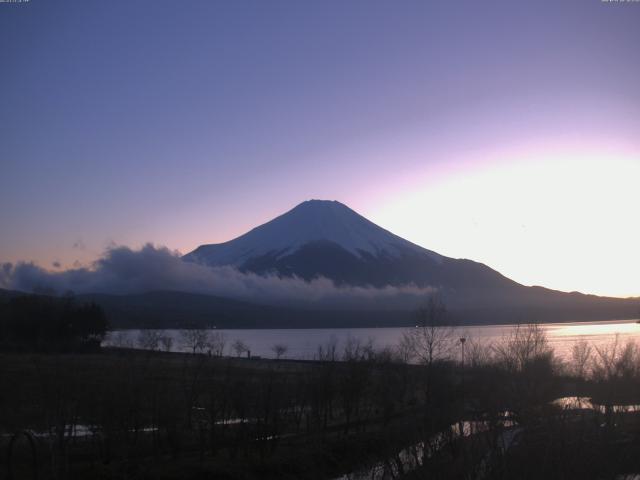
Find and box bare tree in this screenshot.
[110,330,133,348]
[570,339,592,379]
[232,339,249,357]
[180,329,210,354]
[316,336,339,361]
[208,331,227,357]
[491,323,556,423]
[160,333,174,352]
[396,333,415,364]
[401,294,455,365]
[590,337,640,417]
[271,343,288,360]
[492,323,552,372]
[591,336,639,383]
[137,329,162,351]
[465,337,493,368]
[342,336,375,362]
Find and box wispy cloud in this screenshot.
[1,243,435,309]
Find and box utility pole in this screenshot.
[460,337,466,434]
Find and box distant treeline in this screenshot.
[1,288,639,330]
[0,294,108,352]
[78,290,640,330]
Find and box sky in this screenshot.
[1,0,639,298]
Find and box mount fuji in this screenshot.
[183,200,638,324]
[184,200,513,292]
[3,200,634,328]
[186,199,436,265]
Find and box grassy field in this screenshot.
[0,348,452,479]
[4,336,640,479]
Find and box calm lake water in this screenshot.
[105,319,640,360]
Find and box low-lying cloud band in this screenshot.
[1,243,435,309]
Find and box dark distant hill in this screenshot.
[2,288,636,330]
[74,291,420,329]
[77,290,640,329]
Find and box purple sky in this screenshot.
[1,0,639,296]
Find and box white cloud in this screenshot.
[1,243,435,309]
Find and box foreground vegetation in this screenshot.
[3,296,640,479]
[0,295,107,352]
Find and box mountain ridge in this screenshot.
[184,200,515,291]
[180,199,639,325]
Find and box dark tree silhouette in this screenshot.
[0,294,107,352]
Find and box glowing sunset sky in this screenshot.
[1,1,639,297]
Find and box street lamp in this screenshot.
[459,337,467,440]
[460,337,466,369]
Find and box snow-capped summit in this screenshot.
[180,200,640,322]
[183,200,519,291]
[184,200,442,267]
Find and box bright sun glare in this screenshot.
[373,151,640,298]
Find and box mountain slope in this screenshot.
[183,199,639,324]
[184,200,516,291]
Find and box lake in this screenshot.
[105,319,640,361]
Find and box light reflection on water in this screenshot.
[334,416,519,480]
[544,320,640,358]
[553,396,640,414]
[105,319,640,361]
